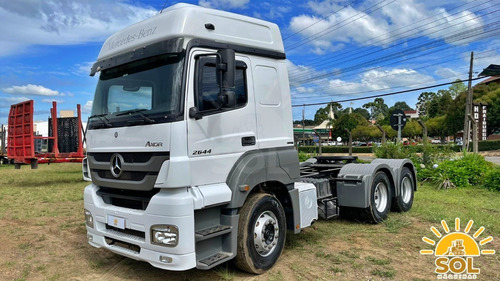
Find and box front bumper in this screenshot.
[84,184,196,271]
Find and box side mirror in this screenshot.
[219,90,236,108]
[217,49,236,108]
[189,107,202,120]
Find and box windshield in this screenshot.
[89,53,184,129]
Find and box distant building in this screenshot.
[476,76,500,86]
[60,110,75,118]
[404,110,418,119]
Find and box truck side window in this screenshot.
[196,58,247,112]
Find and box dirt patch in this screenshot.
[2,214,498,281]
[0,164,499,281]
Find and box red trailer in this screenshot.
[7,100,85,169]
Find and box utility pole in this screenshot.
[376,125,386,145]
[302,104,305,146]
[463,52,474,152]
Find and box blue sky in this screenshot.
[1,0,499,127]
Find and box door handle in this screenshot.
[241,136,256,146]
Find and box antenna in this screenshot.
[159,0,169,14]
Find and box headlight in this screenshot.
[151,225,178,247]
[84,209,94,228]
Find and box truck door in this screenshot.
[187,50,257,186]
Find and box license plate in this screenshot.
[107,214,126,229]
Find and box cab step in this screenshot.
[195,225,232,242]
[197,252,232,268]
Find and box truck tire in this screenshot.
[235,192,286,274]
[391,167,414,212]
[363,171,392,223]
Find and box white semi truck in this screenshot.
[83,3,416,274]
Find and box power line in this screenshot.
[289,10,500,82]
[287,1,497,77]
[283,1,499,116]
[291,50,499,105]
[290,49,498,101]
[286,0,396,50]
[291,77,484,107]
[294,51,498,105]
[283,1,354,41]
[291,20,500,84]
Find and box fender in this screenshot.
[225,147,300,209]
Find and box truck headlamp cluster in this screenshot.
[151,225,179,247]
[84,209,94,228]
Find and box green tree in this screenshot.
[352,107,370,120]
[382,124,397,139]
[475,82,500,135]
[427,89,453,118]
[382,101,416,126]
[389,101,414,112]
[416,91,437,117]
[330,113,367,140]
[443,92,466,137]
[352,125,380,141]
[363,98,389,120]
[449,79,467,99]
[437,90,453,117]
[314,102,342,124]
[426,116,448,140]
[401,120,422,138]
[293,119,315,126]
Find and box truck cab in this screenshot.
[83,3,310,273]
[83,3,416,274]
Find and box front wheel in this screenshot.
[235,193,286,274]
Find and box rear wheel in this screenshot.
[235,193,286,274]
[364,171,392,223]
[392,167,415,212]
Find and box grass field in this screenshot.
[0,163,499,281]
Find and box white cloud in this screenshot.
[198,0,249,9]
[2,84,63,96]
[74,61,95,76]
[0,0,156,57]
[252,3,291,20]
[287,60,328,87]
[329,68,435,95]
[82,100,93,113]
[360,68,434,89]
[2,96,30,103]
[434,67,462,79]
[291,67,435,100]
[288,0,485,53]
[289,4,390,53]
[42,99,63,104]
[473,42,500,73]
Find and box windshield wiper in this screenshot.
[89,114,112,128]
[116,109,155,124]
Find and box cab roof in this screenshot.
[96,3,284,61]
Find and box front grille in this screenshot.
[98,187,160,210]
[87,152,169,191]
[106,225,146,240]
[93,152,163,163]
[96,170,150,181]
[105,237,141,254]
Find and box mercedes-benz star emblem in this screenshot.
[110,153,124,178]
